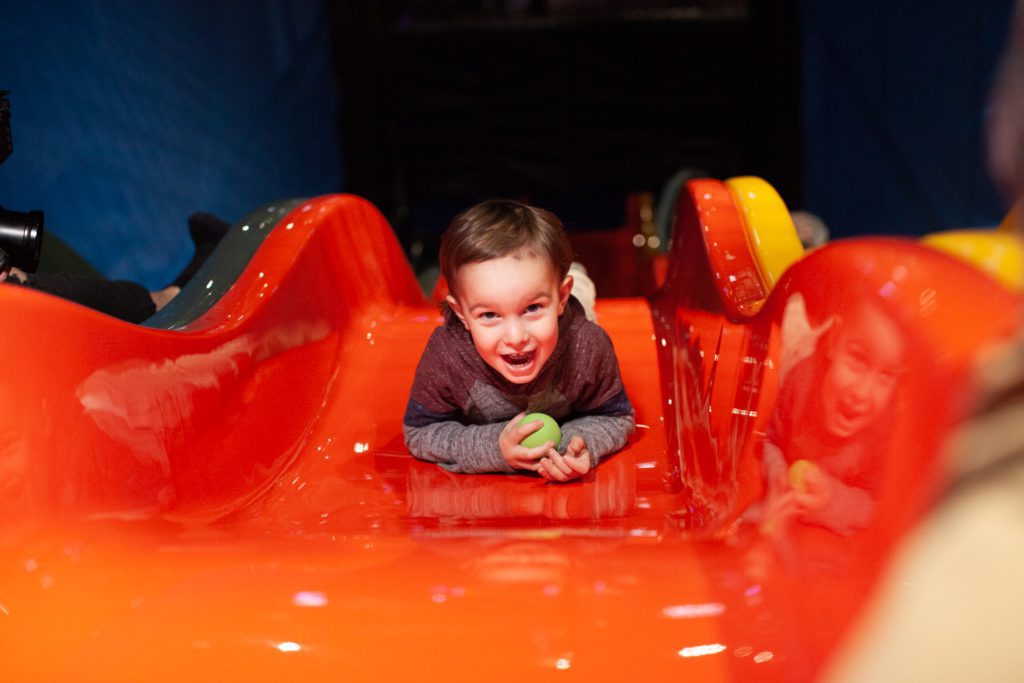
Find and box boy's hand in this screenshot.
[500,412,554,470]
[759,488,799,537]
[792,463,834,512]
[538,435,592,483]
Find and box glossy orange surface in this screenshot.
[0,191,1019,681]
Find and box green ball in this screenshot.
[519,412,561,449]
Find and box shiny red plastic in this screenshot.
[0,191,1018,681]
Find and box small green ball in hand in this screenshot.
[788,459,818,493]
[519,412,561,449]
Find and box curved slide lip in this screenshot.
[683,178,770,318]
[0,190,1019,681]
[144,200,305,330]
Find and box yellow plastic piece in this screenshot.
[726,176,805,288]
[923,229,1024,291]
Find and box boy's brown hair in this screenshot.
[440,199,573,298]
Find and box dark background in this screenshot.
[0,0,1014,288]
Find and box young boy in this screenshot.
[403,199,634,482]
[760,294,907,536]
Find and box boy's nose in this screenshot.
[847,375,875,403]
[503,319,529,346]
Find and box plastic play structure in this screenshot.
[0,179,1019,681]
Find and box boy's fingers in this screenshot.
[507,413,545,441]
[536,459,554,480]
[518,419,545,439]
[545,451,574,476]
[509,445,552,472]
[524,441,554,460]
[565,451,590,474]
[565,437,587,460]
[503,411,527,435]
[539,457,568,481]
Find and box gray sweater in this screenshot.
[403,297,634,473]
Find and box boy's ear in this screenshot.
[557,274,574,315]
[446,294,469,329]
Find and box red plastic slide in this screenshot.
[0,188,1017,681]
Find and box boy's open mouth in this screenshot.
[502,351,536,372]
[837,401,867,422]
[831,400,869,434]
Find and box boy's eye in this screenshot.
[841,343,869,365]
[879,367,903,384]
[524,303,543,314]
[839,351,867,374]
[479,311,498,321]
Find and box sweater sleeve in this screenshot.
[559,412,635,465]
[404,418,513,474]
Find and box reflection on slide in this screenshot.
[0,188,1018,682]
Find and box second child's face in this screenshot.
[448,252,573,384]
[821,304,906,439]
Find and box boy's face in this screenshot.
[821,303,906,439]
[447,251,573,384]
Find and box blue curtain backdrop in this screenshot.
[801,1,1016,238]
[2,2,1018,288]
[0,0,341,288]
